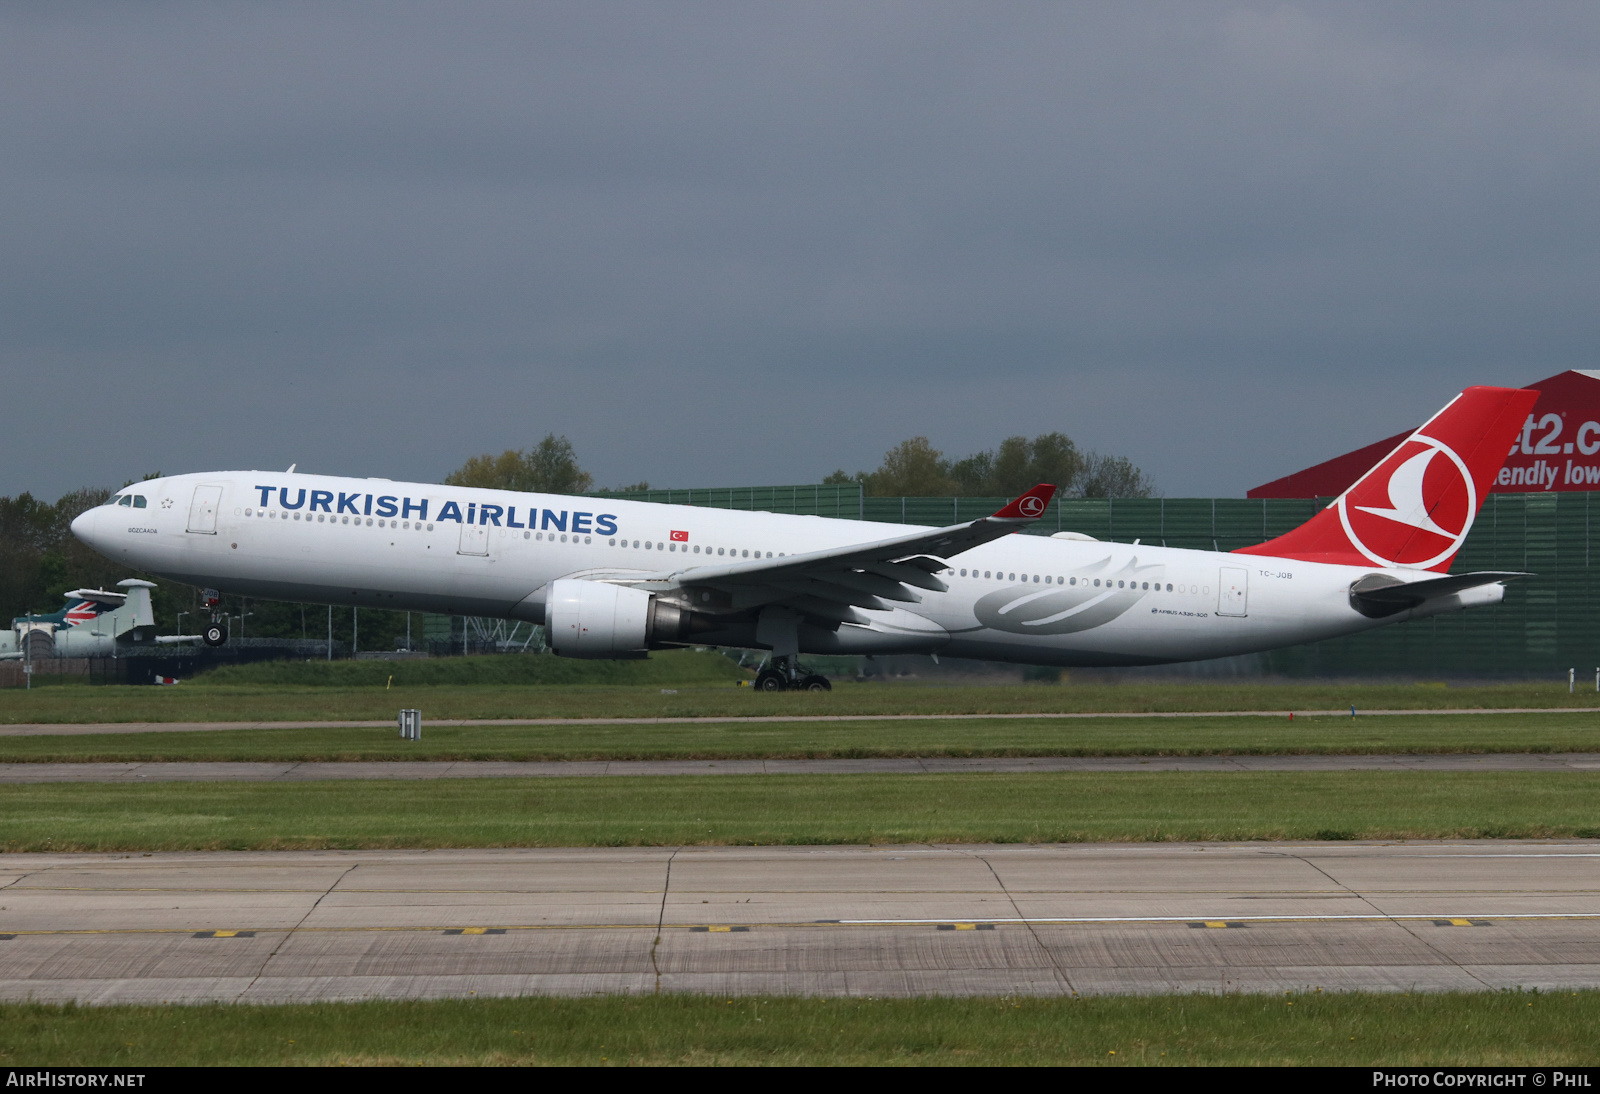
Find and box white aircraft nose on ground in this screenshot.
[75,385,1539,686]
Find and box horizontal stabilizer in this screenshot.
[1349,571,1528,618]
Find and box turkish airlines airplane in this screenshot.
[71,386,1536,690]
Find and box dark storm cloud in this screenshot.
[4,2,1600,498]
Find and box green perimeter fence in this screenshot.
[594,483,1600,678]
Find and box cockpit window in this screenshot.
[117,495,132,507]
[132,496,147,508]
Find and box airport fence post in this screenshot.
[1570,667,1576,694]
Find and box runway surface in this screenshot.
[4,753,1600,781]
[2,841,1598,1003]
[4,706,1597,736]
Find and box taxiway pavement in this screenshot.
[1,841,1597,1003]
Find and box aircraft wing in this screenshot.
[66,588,126,607]
[619,484,1058,624]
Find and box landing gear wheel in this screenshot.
[202,623,228,648]
[755,669,788,692]
[801,675,832,692]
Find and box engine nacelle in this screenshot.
[546,579,698,659]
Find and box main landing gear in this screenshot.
[754,655,832,693]
[201,588,228,647]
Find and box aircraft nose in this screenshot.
[70,508,99,546]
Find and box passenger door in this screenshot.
[1217,566,1248,617]
[458,522,489,556]
[186,485,223,534]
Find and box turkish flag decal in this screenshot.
[670,530,689,542]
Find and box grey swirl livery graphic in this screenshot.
[973,556,1167,635]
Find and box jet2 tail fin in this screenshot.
[1236,385,1539,572]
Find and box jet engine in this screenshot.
[545,579,699,659]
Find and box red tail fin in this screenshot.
[1236,386,1539,572]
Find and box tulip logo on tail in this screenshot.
[1235,386,1538,572]
[1338,437,1474,569]
[1017,496,1046,517]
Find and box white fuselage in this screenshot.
[72,471,1497,667]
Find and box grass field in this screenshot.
[4,711,1600,763]
[2,770,1597,850]
[2,992,1595,1066]
[4,678,1599,725]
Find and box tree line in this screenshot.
[824,433,1156,499]
[448,431,1157,500]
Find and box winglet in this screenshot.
[989,483,1057,523]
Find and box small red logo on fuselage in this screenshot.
[670,530,688,542]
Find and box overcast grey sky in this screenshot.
[5,2,1599,500]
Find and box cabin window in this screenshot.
[561,534,568,543]
[609,538,616,546]
[1092,578,1098,586]
[645,541,652,549]
[1165,583,1172,591]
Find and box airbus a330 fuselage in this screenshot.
[70,385,1539,671]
